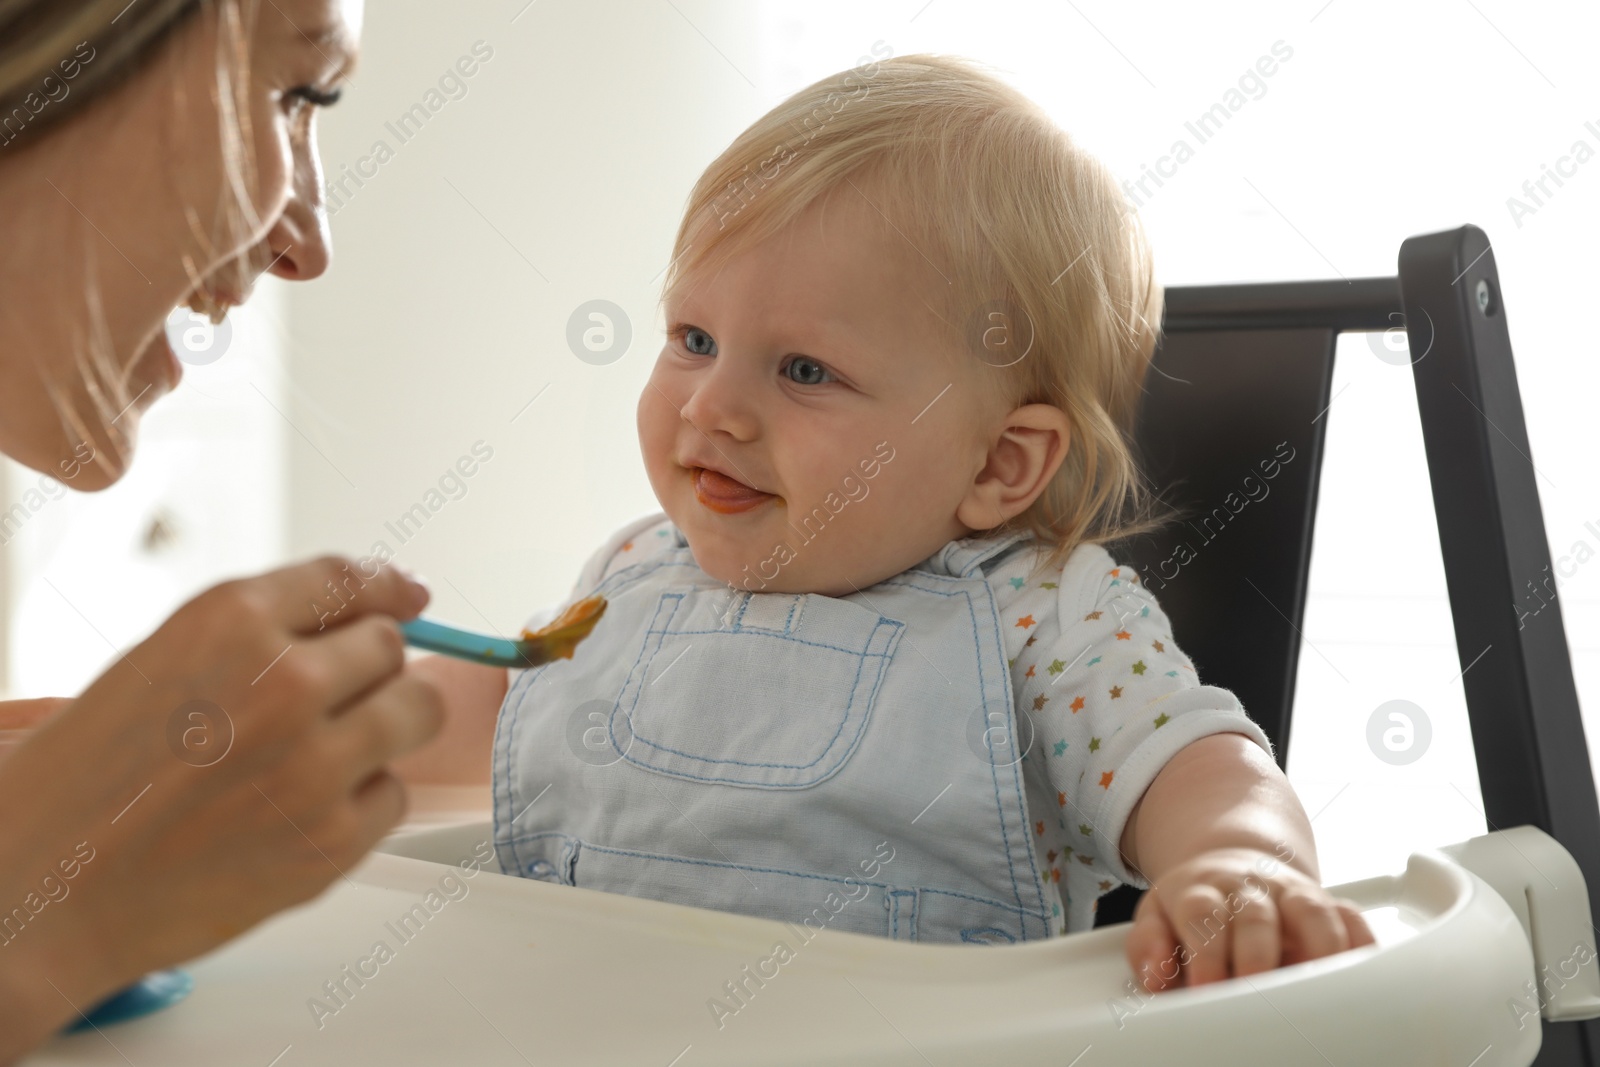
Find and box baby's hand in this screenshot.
[1124,847,1375,991]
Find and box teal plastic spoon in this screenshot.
[400,595,607,668]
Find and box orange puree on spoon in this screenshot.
[519,594,608,663]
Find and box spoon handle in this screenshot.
[400,617,537,668]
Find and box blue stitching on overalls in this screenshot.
[728,593,804,635]
[503,834,1045,932]
[883,572,1052,941]
[498,654,562,878]
[960,926,1017,944]
[495,664,536,862]
[500,557,674,877]
[973,574,1051,941]
[608,591,680,762]
[508,838,1049,927]
[505,835,1036,916]
[913,886,1033,923]
[726,591,807,635]
[958,534,1055,940]
[506,830,579,884]
[613,643,887,785]
[622,631,890,770]
[640,627,895,657]
[509,835,898,892]
[615,606,901,779]
[887,888,917,940]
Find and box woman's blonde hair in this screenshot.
[0,0,199,145]
[0,0,260,480]
[662,53,1178,576]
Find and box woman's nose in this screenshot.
[264,146,333,282]
[679,356,760,441]
[262,199,331,282]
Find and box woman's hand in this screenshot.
[389,655,509,786]
[0,556,444,1058]
[1124,846,1375,991]
[0,698,70,730]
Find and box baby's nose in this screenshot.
[680,364,760,441]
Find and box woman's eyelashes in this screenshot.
[285,85,344,114]
[670,324,838,386]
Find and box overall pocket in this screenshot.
[608,590,902,788]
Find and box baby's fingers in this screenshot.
[1227,882,1281,979]
[1279,888,1354,965]
[1336,897,1377,949]
[1125,891,1182,992]
[1167,884,1234,987]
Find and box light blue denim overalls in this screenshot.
[491,524,1056,943]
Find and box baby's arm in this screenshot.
[1120,732,1375,990]
[389,655,508,785]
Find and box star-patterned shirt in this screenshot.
[523,511,1276,937]
[982,532,1275,934]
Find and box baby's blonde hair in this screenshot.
[661,52,1177,576]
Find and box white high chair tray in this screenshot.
[30,822,1597,1065]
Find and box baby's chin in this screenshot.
[681,538,875,599]
[668,500,904,597]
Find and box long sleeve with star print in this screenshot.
[994,543,1275,934]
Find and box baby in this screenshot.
[405,53,1374,990]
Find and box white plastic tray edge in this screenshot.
[25,823,1588,1066]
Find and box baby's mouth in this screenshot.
[692,467,779,514]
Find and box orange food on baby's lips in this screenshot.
[519,594,608,662]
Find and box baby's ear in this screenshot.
[955,404,1072,532]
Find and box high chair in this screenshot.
[29,224,1600,1065]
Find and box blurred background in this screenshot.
[2,0,1596,886]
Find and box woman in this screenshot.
[0,1,443,1059]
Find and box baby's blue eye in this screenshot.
[784,356,833,386]
[684,327,717,356]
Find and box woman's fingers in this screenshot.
[0,698,70,730]
[389,656,509,786]
[318,671,447,794]
[346,769,412,856]
[287,614,410,714]
[0,553,446,1042]
[252,554,430,634]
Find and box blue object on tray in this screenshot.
[67,969,193,1032]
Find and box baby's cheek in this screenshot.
[635,394,677,479]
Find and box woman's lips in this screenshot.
[140,327,182,393]
[693,466,777,514]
